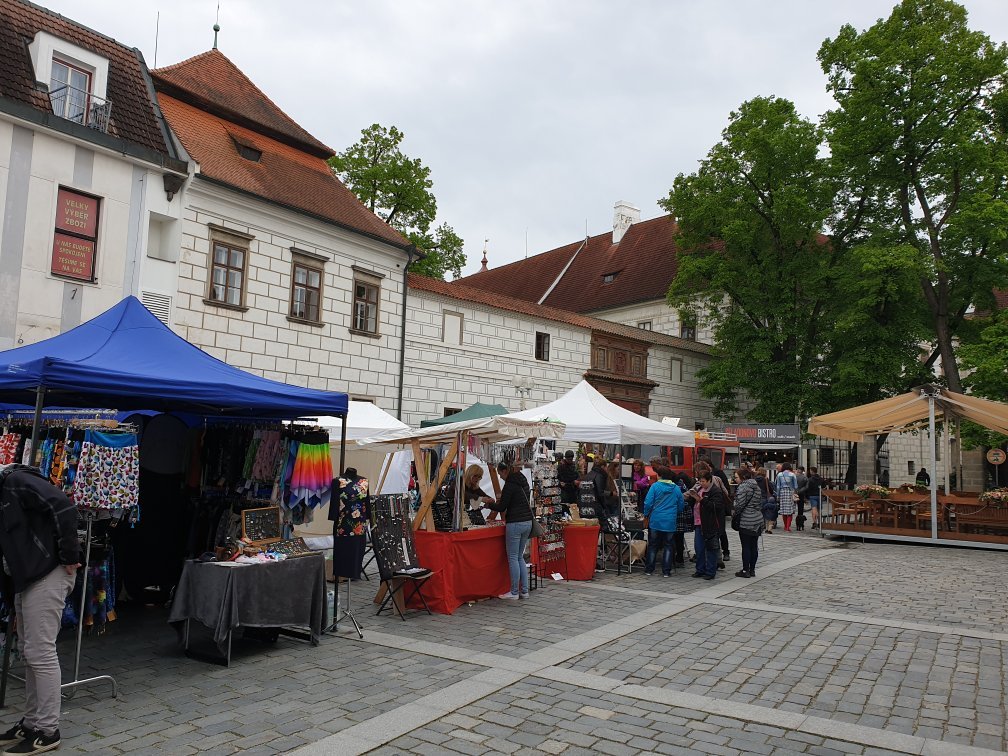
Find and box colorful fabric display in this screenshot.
[62,551,117,631]
[286,441,332,511]
[72,430,140,510]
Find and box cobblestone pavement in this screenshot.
[5,532,1004,754]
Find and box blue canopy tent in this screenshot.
[0,296,349,455]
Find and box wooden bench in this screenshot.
[954,503,1008,534]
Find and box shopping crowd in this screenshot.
[556,452,826,582]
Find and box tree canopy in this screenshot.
[330,124,466,280]
[819,0,1008,393]
[664,0,1008,424]
[661,96,927,423]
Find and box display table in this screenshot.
[410,527,511,614]
[169,555,327,665]
[561,524,600,581]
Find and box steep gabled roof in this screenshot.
[455,215,680,313]
[152,49,331,158]
[409,273,710,355]
[0,0,173,155]
[158,93,408,249]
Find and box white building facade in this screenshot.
[0,3,187,349]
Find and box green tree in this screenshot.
[819,0,1008,393]
[661,96,926,422]
[330,124,466,279]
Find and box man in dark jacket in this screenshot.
[0,465,79,755]
[557,451,578,512]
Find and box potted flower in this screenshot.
[978,488,1008,506]
[854,483,889,499]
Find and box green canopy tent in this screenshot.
[420,402,509,427]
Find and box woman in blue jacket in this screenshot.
[643,463,685,577]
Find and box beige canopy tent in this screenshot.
[808,387,1008,442]
[808,386,1008,542]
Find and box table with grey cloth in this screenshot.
[168,555,327,662]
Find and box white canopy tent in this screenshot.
[504,380,696,446]
[357,414,565,450]
[314,400,409,442]
[358,413,566,530]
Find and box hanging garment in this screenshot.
[0,433,21,465]
[62,550,117,631]
[286,438,332,511]
[72,430,140,510]
[331,475,370,579]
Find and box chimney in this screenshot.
[613,200,640,243]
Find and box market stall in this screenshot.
[809,386,1008,549]
[504,380,696,575]
[0,297,349,684]
[359,414,566,614]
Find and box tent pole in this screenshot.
[928,395,938,541]
[29,386,45,465]
[338,411,347,476]
[956,418,963,493]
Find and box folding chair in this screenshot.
[370,511,434,621]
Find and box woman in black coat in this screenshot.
[690,470,724,580]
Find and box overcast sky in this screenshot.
[43,0,1008,276]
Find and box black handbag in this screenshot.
[730,511,741,531]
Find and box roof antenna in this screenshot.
[213,4,221,49]
[153,11,160,68]
[524,228,528,259]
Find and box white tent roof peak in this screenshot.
[313,401,409,442]
[505,380,695,446]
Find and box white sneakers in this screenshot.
[498,592,519,600]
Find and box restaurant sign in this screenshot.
[723,423,801,445]
[50,187,99,282]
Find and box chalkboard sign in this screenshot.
[242,506,282,544]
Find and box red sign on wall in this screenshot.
[55,188,99,238]
[51,233,96,281]
[51,187,100,282]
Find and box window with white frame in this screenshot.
[50,58,91,123]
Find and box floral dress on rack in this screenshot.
[329,475,370,579]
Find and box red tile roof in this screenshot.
[409,272,710,355]
[152,50,331,158]
[0,0,173,154]
[158,94,409,249]
[455,215,681,313]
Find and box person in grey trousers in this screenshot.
[0,465,80,755]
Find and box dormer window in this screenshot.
[29,32,112,133]
[602,271,619,284]
[231,135,262,162]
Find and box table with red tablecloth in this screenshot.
[530,523,599,581]
[560,524,599,580]
[409,527,511,614]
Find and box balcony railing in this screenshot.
[48,84,112,133]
